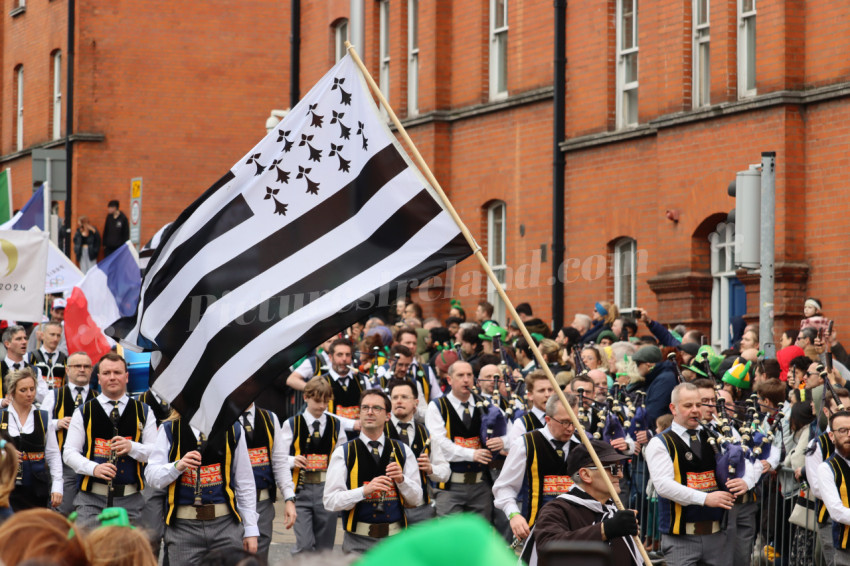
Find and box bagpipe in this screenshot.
[465,385,511,453]
[574,385,646,443]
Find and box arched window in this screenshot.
[333,19,349,62]
[407,0,419,115]
[52,51,62,140]
[379,1,390,103]
[15,65,24,151]
[487,201,506,325]
[613,237,637,313]
[709,221,745,349]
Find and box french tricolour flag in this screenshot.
[66,242,141,364]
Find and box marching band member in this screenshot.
[818,410,850,566]
[504,371,555,449]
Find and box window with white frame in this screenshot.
[613,238,637,313]
[487,201,507,325]
[15,66,23,151]
[379,1,390,103]
[407,0,419,115]
[334,19,349,62]
[489,0,508,99]
[693,0,709,107]
[737,0,756,98]
[616,0,639,128]
[53,51,62,140]
[709,221,736,350]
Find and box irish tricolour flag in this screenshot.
[66,242,141,363]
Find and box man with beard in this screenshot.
[818,410,850,566]
[321,339,363,434]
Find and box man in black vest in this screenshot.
[645,382,737,566]
[386,379,449,524]
[63,352,157,528]
[136,386,174,559]
[425,360,494,518]
[240,402,296,563]
[817,410,850,566]
[324,388,422,553]
[493,392,581,543]
[40,351,96,516]
[279,376,342,554]
[322,338,363,435]
[2,325,47,404]
[28,321,66,390]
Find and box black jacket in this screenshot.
[73,229,101,261]
[103,211,130,252]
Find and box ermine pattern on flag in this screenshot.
[120,55,471,434]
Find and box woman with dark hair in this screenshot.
[780,328,799,349]
[783,399,816,565]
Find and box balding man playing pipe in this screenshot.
[645,382,738,566]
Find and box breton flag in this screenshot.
[118,55,472,434]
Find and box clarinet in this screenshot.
[193,434,206,506]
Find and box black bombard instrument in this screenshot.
[193,433,208,506]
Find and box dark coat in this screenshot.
[627,360,677,427]
[73,228,100,261]
[103,211,130,253]
[532,492,639,566]
[580,320,610,345]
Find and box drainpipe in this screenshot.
[552,0,567,331]
[63,0,75,255]
[290,0,300,108]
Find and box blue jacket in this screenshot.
[628,360,678,427]
[647,320,681,348]
[580,320,609,345]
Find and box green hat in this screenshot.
[530,332,545,344]
[356,514,517,566]
[722,357,753,389]
[683,364,708,378]
[597,330,617,343]
[695,345,724,375]
[478,321,507,342]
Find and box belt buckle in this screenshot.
[195,504,216,521]
[692,522,711,536]
[368,523,389,538]
[464,472,476,484]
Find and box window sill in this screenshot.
[10,5,25,17]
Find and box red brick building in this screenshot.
[5,0,848,349]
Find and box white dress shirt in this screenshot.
[5,356,48,404]
[390,414,450,484]
[62,394,157,476]
[145,422,260,537]
[645,421,710,507]
[505,406,546,449]
[757,412,784,471]
[818,452,850,528]
[241,406,295,500]
[41,383,91,428]
[292,352,330,379]
[425,392,479,463]
[806,427,829,499]
[493,426,579,518]
[323,432,423,512]
[5,404,63,493]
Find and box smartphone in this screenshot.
[538,541,611,566]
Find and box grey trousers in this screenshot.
[256,498,275,563]
[726,501,758,566]
[58,463,78,517]
[73,489,145,530]
[406,502,436,525]
[661,531,728,566]
[164,514,243,566]
[292,482,338,554]
[141,485,167,557]
[433,481,493,519]
[342,531,380,554]
[820,521,837,566]
[835,548,850,566]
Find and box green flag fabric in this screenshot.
[0,169,11,224]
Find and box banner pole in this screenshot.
[345,42,650,564]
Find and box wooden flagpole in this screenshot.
[345,42,651,564]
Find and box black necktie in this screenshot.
[312,419,321,439]
[552,439,566,460]
[74,387,84,407]
[398,422,411,444]
[368,440,381,464]
[340,377,349,391]
[461,402,472,429]
[45,352,54,363]
[109,400,120,428]
[242,412,254,444]
[689,432,702,460]
[11,363,20,370]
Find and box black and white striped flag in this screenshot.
[118,55,472,434]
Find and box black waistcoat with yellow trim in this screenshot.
[245,408,276,500]
[29,350,67,389]
[1,409,49,495]
[386,420,432,504]
[0,360,32,397]
[324,373,363,420]
[137,390,172,427]
[163,419,241,525]
[79,398,147,492]
[521,411,544,434]
[52,385,96,452]
[289,414,340,491]
[520,429,574,526]
[818,432,835,524]
[657,427,724,535]
[342,438,407,532]
[828,453,850,549]
[434,396,484,489]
